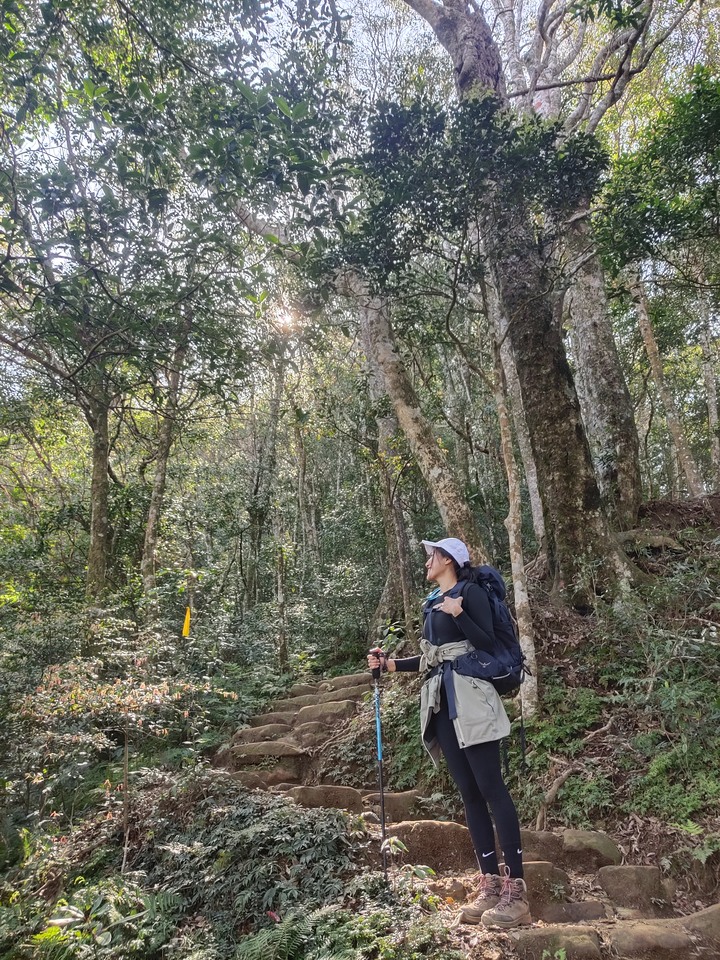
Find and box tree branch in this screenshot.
[401,0,443,30]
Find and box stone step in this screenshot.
[539,901,607,924]
[597,864,673,917]
[506,905,720,959]
[522,828,622,871]
[317,672,370,692]
[317,682,371,703]
[283,785,365,813]
[291,721,331,748]
[271,683,370,713]
[232,723,292,744]
[288,682,318,697]
[295,699,358,725]
[270,694,319,710]
[387,821,624,877]
[274,783,422,821]
[508,922,602,960]
[387,820,476,872]
[228,740,307,767]
[229,766,301,788]
[361,789,421,822]
[249,711,296,727]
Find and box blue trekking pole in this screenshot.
[369,648,388,881]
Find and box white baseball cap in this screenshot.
[421,537,470,566]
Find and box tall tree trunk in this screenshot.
[499,335,547,561]
[276,540,288,671]
[141,320,190,596]
[493,344,538,716]
[402,0,633,600]
[86,398,110,600]
[295,423,321,570]
[481,287,548,562]
[361,314,418,640]
[629,274,705,497]
[351,275,490,563]
[700,302,720,490]
[246,355,286,606]
[565,205,642,528]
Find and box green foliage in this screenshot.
[627,744,720,820]
[598,67,720,276]
[235,907,464,960]
[551,774,616,828]
[1,771,368,959]
[343,94,607,289]
[132,773,361,935]
[528,683,605,755]
[569,0,645,28]
[30,878,180,959]
[236,912,311,960]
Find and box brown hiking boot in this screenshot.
[459,873,502,924]
[481,870,531,929]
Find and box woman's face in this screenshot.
[425,549,447,581]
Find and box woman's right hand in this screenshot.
[367,649,384,673]
[367,649,395,672]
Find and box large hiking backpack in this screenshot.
[452,565,527,696]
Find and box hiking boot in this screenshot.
[481,869,531,929]
[459,873,502,924]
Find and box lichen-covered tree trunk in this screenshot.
[493,345,538,716]
[360,312,416,641]
[361,315,417,639]
[380,415,417,640]
[276,536,288,671]
[565,206,642,528]
[630,274,705,497]
[483,287,548,562]
[499,336,547,561]
[488,215,632,597]
[86,398,110,600]
[294,423,321,570]
[352,276,490,563]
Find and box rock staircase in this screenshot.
[217,672,720,959]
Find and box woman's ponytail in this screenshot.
[457,561,474,582]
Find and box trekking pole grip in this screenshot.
[369,647,385,681]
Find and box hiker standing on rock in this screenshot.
[367,537,531,929]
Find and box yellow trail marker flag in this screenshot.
[182,606,191,637]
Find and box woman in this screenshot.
[367,537,530,929]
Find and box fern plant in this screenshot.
[235,911,311,960]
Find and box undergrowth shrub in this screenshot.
[235,905,465,960]
[0,613,292,870]
[589,550,720,823]
[0,770,370,959]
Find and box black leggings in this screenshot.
[432,700,524,878]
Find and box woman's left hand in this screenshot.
[433,595,463,617]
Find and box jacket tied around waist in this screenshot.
[418,636,511,767]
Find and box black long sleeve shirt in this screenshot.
[394,580,495,672]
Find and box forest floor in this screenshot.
[1,495,719,958]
